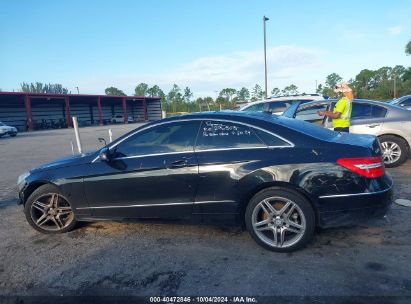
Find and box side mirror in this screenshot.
[98,137,107,146]
[99,147,111,161]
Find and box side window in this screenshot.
[114,120,201,157]
[351,104,372,119]
[253,128,291,146]
[196,121,265,150]
[295,104,328,125]
[244,103,264,112]
[268,101,290,113]
[371,106,387,118]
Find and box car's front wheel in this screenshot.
[245,187,315,252]
[24,184,77,234]
[379,135,409,168]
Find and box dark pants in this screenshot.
[334,127,349,133]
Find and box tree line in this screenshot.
[105,63,411,113]
[317,65,411,100]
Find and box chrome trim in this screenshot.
[112,150,192,161]
[193,200,235,204]
[92,118,295,163]
[354,163,382,170]
[76,200,236,210]
[194,146,289,153]
[319,181,394,199]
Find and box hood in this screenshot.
[31,151,97,173]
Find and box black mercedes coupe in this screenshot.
[17,111,393,252]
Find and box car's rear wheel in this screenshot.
[24,184,77,234]
[245,187,315,252]
[379,135,408,168]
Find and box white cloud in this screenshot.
[388,26,402,35]
[74,45,324,97]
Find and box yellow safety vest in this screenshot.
[332,97,352,128]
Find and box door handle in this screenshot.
[367,123,380,128]
[169,159,187,168]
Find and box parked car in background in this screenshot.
[283,99,411,167]
[0,121,18,137]
[18,111,393,252]
[389,94,411,110]
[111,115,134,123]
[240,94,324,115]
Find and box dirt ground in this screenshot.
[0,124,410,297]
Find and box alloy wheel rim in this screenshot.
[381,141,401,164]
[30,193,74,231]
[252,196,306,248]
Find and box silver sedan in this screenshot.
[282,99,411,167]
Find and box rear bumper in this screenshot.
[318,177,394,228]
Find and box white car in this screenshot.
[111,115,134,124]
[0,121,18,138]
[283,99,411,167]
[240,94,324,115]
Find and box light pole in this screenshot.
[263,16,269,99]
[393,77,397,98]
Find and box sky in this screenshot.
[0,0,410,98]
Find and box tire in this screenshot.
[379,135,409,168]
[10,133,17,137]
[245,187,315,252]
[24,184,77,234]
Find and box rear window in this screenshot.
[253,128,290,146]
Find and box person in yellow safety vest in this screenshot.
[318,81,353,133]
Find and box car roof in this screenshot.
[162,110,278,123]
[389,94,411,104]
[106,109,345,154]
[300,98,402,107]
[240,95,323,109]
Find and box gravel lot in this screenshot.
[0,125,410,297]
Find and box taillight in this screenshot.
[336,156,385,178]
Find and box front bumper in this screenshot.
[17,182,28,205]
[1,130,17,136]
[318,177,394,228]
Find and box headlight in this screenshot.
[17,172,30,185]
